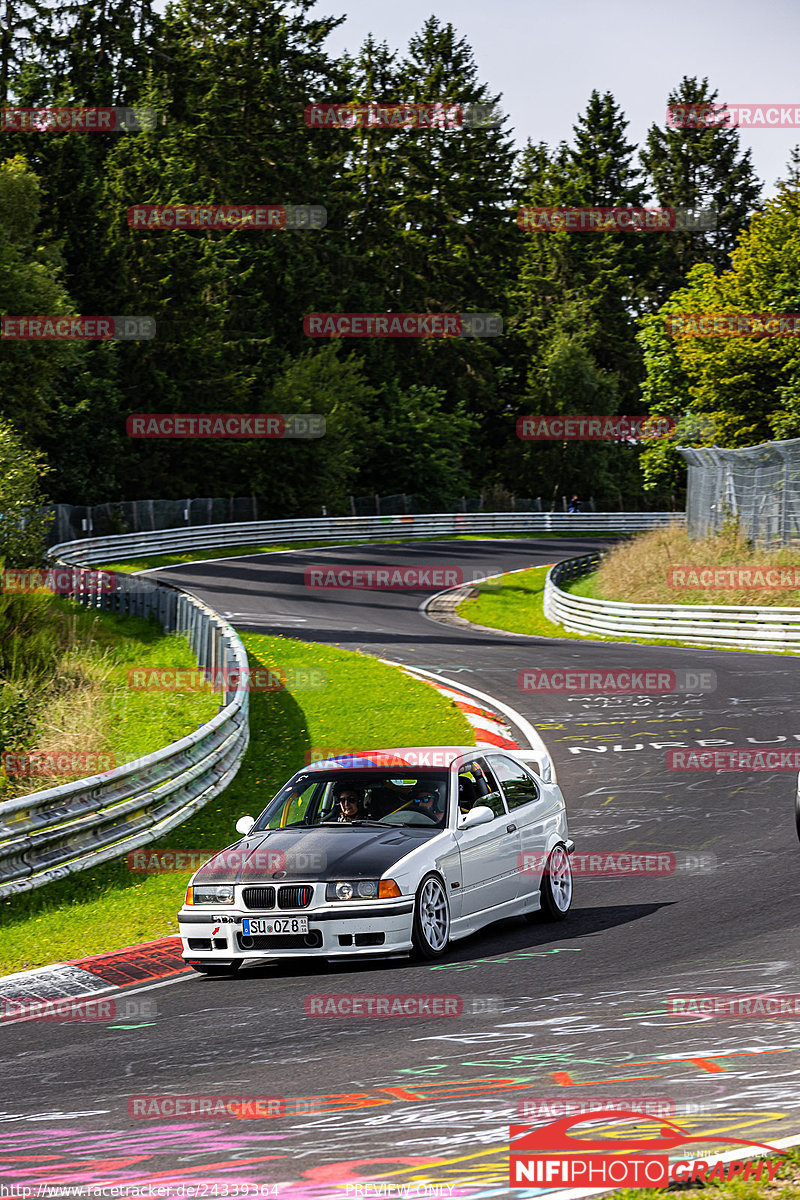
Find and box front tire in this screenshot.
[188,960,242,976]
[411,874,451,959]
[538,844,573,921]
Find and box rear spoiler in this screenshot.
[512,747,556,785]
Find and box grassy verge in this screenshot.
[608,1147,800,1200]
[97,531,606,575]
[585,525,800,607]
[458,566,571,639]
[1,598,218,800]
[0,636,474,975]
[456,528,800,652]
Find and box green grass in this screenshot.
[0,635,474,975]
[458,566,570,638]
[97,531,607,575]
[607,1147,800,1200]
[1,601,219,799]
[455,565,798,653]
[567,573,602,600]
[69,612,221,768]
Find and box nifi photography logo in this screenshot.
[509,1108,784,1188]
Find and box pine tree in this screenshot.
[340,17,519,451]
[776,145,800,191]
[0,0,49,106]
[640,76,762,300]
[512,91,648,409]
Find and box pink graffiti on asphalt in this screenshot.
[0,1125,287,1190]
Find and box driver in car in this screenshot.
[333,782,366,823]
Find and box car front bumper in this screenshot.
[178,899,415,960]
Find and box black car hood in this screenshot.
[192,825,439,883]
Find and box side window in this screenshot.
[266,782,319,828]
[459,759,506,819]
[489,755,540,811]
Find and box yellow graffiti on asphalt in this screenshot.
[320,1111,794,1198]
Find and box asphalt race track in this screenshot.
[4,537,800,1198]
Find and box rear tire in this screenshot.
[536,844,573,921]
[411,874,451,959]
[188,961,242,976]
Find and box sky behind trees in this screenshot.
[314,0,800,198]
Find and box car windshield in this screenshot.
[251,771,450,831]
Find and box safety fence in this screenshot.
[51,511,685,565]
[45,494,614,544]
[0,570,250,898]
[544,554,800,652]
[679,439,800,547]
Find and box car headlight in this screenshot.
[326,880,379,901]
[185,884,234,905]
[325,879,401,901]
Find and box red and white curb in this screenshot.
[415,679,519,750]
[0,936,187,1007]
[383,660,558,783]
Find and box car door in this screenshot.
[487,753,562,900]
[454,757,521,918]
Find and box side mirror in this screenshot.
[236,815,255,836]
[458,805,495,829]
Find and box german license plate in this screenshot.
[242,917,309,935]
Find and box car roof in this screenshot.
[303,746,487,772]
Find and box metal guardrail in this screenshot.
[51,511,685,565]
[0,511,682,898]
[0,570,250,898]
[544,554,800,652]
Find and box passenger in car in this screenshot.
[409,783,446,823]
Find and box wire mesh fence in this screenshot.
[679,440,800,546]
[45,492,603,544]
